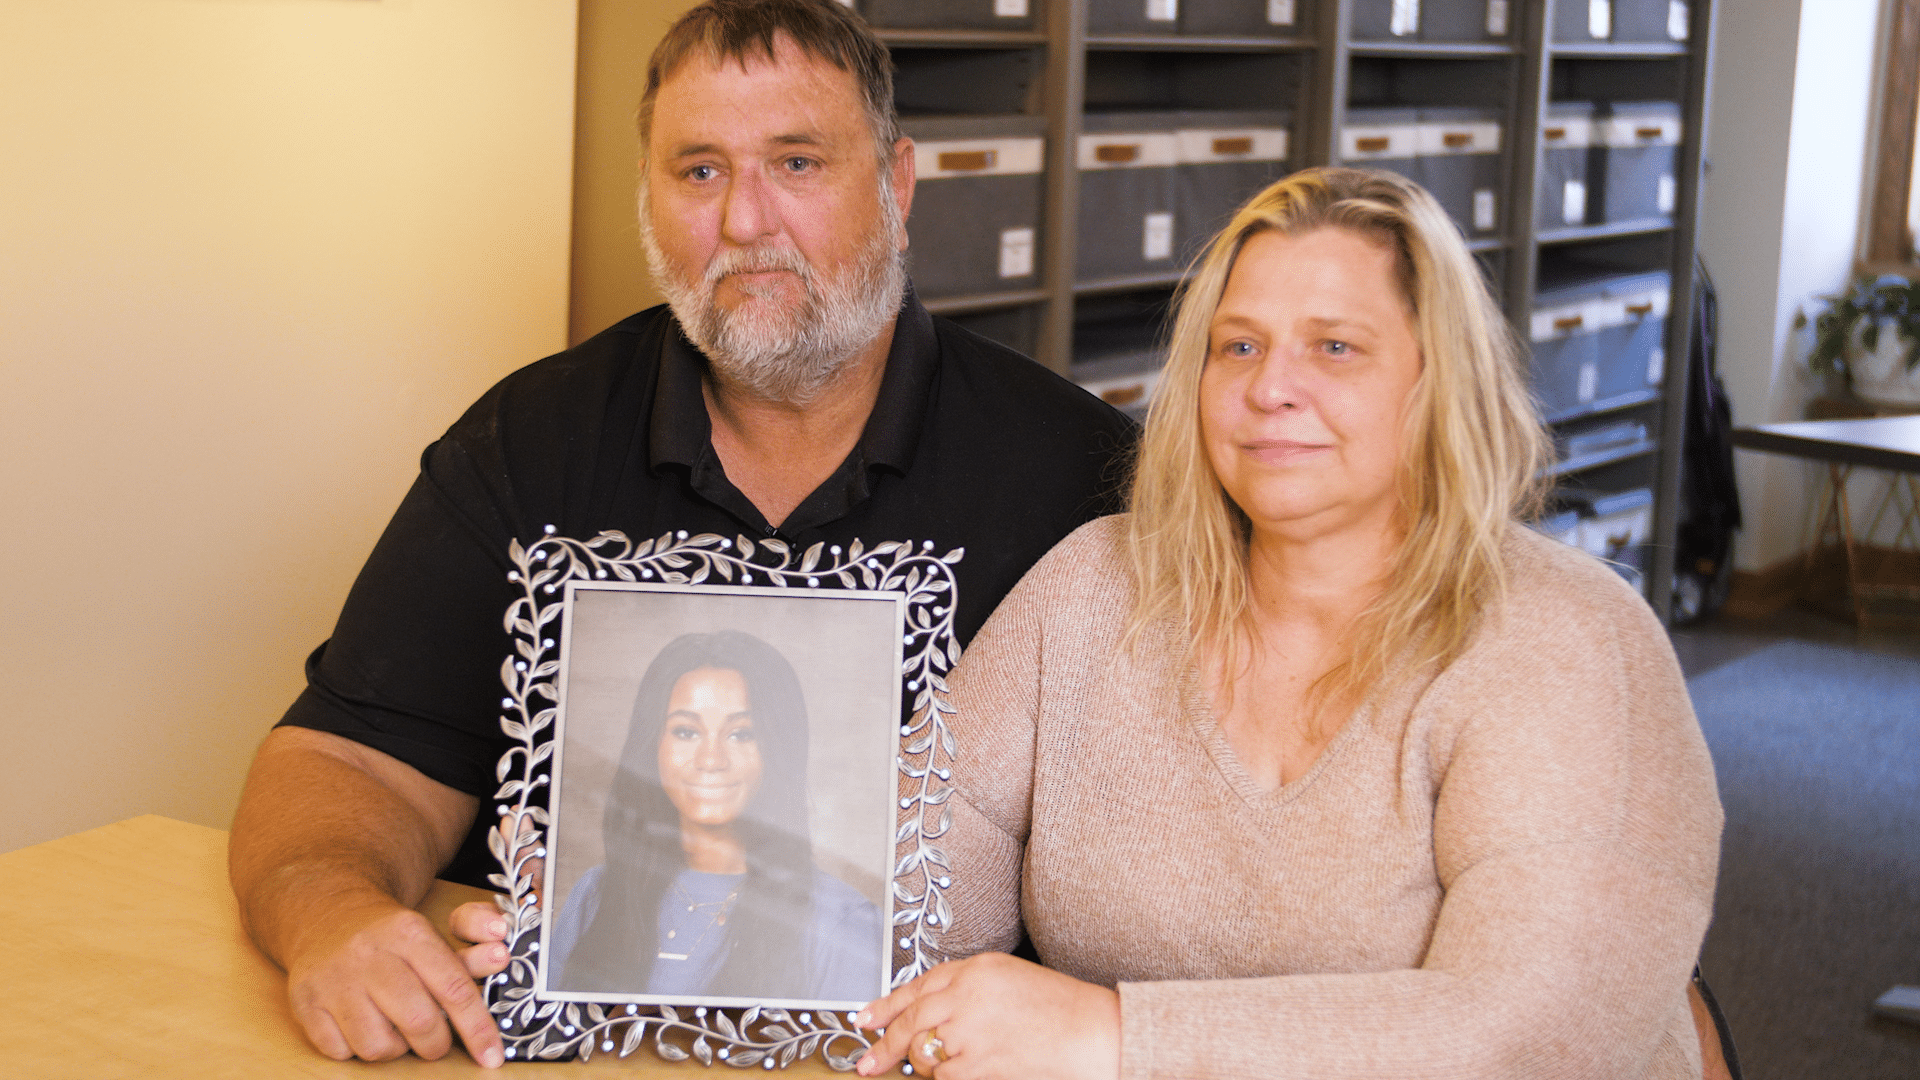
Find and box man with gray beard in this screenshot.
[227,0,1133,1069]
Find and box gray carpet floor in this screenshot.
[1684,637,1920,1078]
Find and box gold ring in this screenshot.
[916,1027,949,1064]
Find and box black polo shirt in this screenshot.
[279,294,1135,886]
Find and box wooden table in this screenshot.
[1731,416,1920,628]
[0,816,849,1078]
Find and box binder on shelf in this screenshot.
[1538,102,1596,229]
[1597,101,1682,225]
[901,115,1046,300]
[1088,0,1181,35]
[1180,0,1304,38]
[1417,106,1502,238]
[1174,110,1292,263]
[1077,112,1183,282]
[858,0,1037,30]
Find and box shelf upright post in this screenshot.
[1036,0,1089,374]
[1508,0,1555,320]
[1646,0,1718,623]
[1305,0,1353,168]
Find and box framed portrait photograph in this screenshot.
[484,529,959,1067]
[540,581,902,1009]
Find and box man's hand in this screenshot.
[284,893,506,1066]
[230,727,500,1067]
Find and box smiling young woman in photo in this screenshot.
[547,630,880,1002]
[858,168,1725,1080]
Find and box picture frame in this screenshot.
[482,527,961,1066]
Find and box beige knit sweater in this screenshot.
[933,515,1722,1079]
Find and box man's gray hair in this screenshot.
[637,0,902,167]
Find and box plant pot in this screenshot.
[1850,317,1920,406]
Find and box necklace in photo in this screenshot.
[657,880,742,962]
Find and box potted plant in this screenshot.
[1798,273,1920,406]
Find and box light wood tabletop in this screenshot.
[0,815,853,1078]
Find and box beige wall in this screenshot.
[1699,0,1885,572]
[570,0,702,344]
[0,1,577,853]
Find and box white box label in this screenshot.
[1146,0,1177,22]
[998,227,1034,279]
[995,0,1029,16]
[1563,179,1587,225]
[1589,0,1611,39]
[830,0,853,7]
[1473,189,1497,231]
[1267,0,1295,26]
[1578,361,1599,403]
[1391,0,1420,37]
[1657,174,1677,214]
[1669,0,1689,40]
[1143,212,1174,261]
[1647,346,1666,386]
[1487,0,1509,35]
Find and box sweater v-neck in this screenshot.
[1177,663,1372,809]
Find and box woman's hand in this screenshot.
[854,953,1120,1080]
[447,902,514,977]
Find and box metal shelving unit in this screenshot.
[878,0,1714,621]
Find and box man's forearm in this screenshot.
[229,726,479,967]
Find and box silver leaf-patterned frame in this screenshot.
[485,526,960,1067]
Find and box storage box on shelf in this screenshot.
[1538,101,1595,228]
[1611,0,1690,44]
[1417,105,1504,237]
[1596,101,1681,224]
[1527,269,1670,422]
[1533,506,1584,547]
[1088,0,1180,35]
[1071,350,1163,420]
[1571,485,1656,580]
[1352,0,1514,42]
[859,0,1038,31]
[1340,105,1422,182]
[1340,105,1503,240]
[1174,110,1292,263]
[1077,112,1184,282]
[1180,0,1305,38]
[1555,0,1690,45]
[1069,291,1173,421]
[903,115,1048,300]
[1551,406,1658,474]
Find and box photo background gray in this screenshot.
[546,585,902,927]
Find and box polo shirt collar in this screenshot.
[647,288,936,534]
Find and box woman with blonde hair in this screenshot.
[857,167,1723,1079]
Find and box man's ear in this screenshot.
[890,137,915,251]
